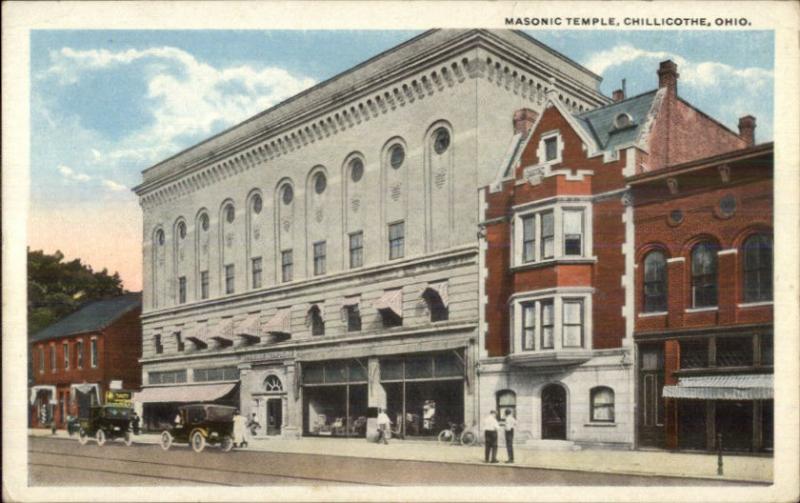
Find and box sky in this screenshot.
[28,29,774,292]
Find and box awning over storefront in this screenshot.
[421,282,449,309]
[133,383,238,404]
[235,314,261,343]
[70,383,100,402]
[663,374,773,400]
[374,289,402,318]
[30,385,57,405]
[264,309,291,336]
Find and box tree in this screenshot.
[27,248,126,335]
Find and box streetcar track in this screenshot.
[29,448,382,486]
[29,462,231,486]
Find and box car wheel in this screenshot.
[78,428,88,445]
[221,436,233,452]
[190,431,206,453]
[96,429,106,446]
[124,431,133,446]
[460,430,477,446]
[160,431,172,451]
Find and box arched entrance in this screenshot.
[541,383,567,440]
[263,375,284,436]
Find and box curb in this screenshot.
[30,433,770,484]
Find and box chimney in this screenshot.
[657,60,679,97]
[612,89,625,102]
[738,115,756,146]
[513,108,538,135]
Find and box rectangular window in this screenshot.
[50,345,56,373]
[175,332,185,352]
[388,221,405,260]
[178,276,187,304]
[541,300,555,349]
[522,303,536,350]
[224,264,235,294]
[148,369,187,385]
[281,250,293,282]
[540,211,554,259]
[349,231,364,269]
[679,340,708,369]
[563,210,584,256]
[39,346,44,373]
[76,341,83,368]
[194,366,240,382]
[544,137,558,161]
[200,270,209,300]
[716,336,754,367]
[562,299,584,348]
[346,305,361,332]
[90,338,98,368]
[313,241,326,276]
[522,216,536,263]
[63,342,69,370]
[251,257,262,289]
[154,334,163,355]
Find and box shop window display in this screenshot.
[302,359,368,438]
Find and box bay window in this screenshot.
[514,292,591,353]
[541,300,555,349]
[562,299,583,347]
[514,202,591,266]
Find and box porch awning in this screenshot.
[30,385,57,405]
[264,309,291,335]
[133,383,238,404]
[662,374,773,400]
[374,289,403,318]
[70,383,100,402]
[422,282,449,308]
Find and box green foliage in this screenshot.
[28,249,125,335]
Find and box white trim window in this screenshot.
[39,346,45,373]
[63,342,69,370]
[50,344,56,373]
[537,130,564,166]
[90,337,98,368]
[512,290,592,353]
[513,201,593,266]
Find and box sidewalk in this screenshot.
[30,428,772,483]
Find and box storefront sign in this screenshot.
[242,351,293,363]
[105,390,133,406]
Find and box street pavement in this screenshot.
[28,429,771,486]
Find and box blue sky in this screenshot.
[29,29,774,289]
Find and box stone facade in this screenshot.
[132,29,607,438]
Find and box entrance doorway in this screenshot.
[266,398,283,436]
[638,345,665,447]
[541,384,567,440]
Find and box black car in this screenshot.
[160,404,235,453]
[78,405,134,446]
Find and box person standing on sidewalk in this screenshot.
[233,410,247,448]
[503,409,516,463]
[376,408,392,444]
[483,410,499,463]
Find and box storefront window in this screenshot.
[497,390,516,420]
[302,359,368,438]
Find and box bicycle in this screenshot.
[437,422,479,446]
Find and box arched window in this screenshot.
[643,251,667,312]
[691,241,718,308]
[264,375,283,392]
[743,233,772,302]
[496,390,516,419]
[590,387,615,422]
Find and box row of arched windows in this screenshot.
[641,232,773,312]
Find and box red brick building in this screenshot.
[29,293,142,429]
[477,60,756,449]
[630,142,773,452]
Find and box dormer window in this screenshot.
[537,131,563,165]
[544,137,558,161]
[613,113,634,130]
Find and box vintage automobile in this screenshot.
[77,405,134,446]
[159,404,235,453]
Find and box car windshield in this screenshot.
[103,407,131,419]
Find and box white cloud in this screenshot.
[44,46,316,168]
[102,179,127,192]
[585,45,680,76]
[57,164,92,182]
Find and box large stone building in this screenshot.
[477,60,756,450]
[132,29,608,437]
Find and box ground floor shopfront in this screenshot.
[238,333,477,440]
[478,349,635,448]
[30,382,102,429]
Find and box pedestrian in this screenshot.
[482,410,499,463]
[131,412,141,435]
[247,412,261,437]
[233,409,248,448]
[376,408,391,444]
[503,409,516,463]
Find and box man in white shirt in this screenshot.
[482,410,499,463]
[503,409,517,463]
[376,408,392,444]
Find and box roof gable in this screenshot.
[30,293,142,344]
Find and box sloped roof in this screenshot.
[575,90,659,151]
[30,292,142,343]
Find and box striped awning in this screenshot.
[264,309,291,335]
[133,383,238,404]
[30,385,57,405]
[374,289,403,318]
[235,313,261,341]
[184,326,209,349]
[663,374,773,400]
[422,281,449,308]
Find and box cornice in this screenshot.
[134,31,608,210]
